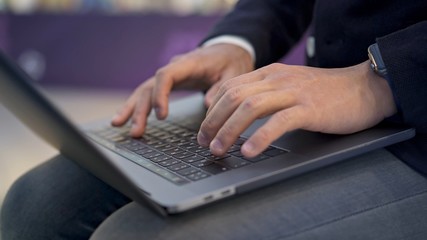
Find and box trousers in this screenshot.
[2,149,427,240]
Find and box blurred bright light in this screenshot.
[1,0,238,14]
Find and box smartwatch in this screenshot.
[368,43,388,77]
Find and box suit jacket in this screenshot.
[202,0,427,174]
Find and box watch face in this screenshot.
[368,50,378,71]
[368,44,387,77]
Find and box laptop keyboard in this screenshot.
[87,119,288,185]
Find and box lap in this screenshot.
[2,149,427,240]
[91,149,427,240]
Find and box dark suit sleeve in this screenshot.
[377,21,427,133]
[201,0,315,68]
[377,22,427,173]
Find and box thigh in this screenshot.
[1,154,131,240]
[91,149,427,240]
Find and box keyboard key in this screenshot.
[165,137,181,143]
[177,167,199,176]
[187,145,208,153]
[150,141,168,149]
[135,148,155,155]
[264,148,288,157]
[221,156,250,168]
[150,154,172,163]
[155,144,175,151]
[168,163,190,172]
[174,139,190,146]
[159,159,180,167]
[180,142,198,150]
[170,128,187,135]
[205,154,229,161]
[244,154,269,163]
[165,148,185,157]
[201,163,230,175]
[142,152,163,159]
[181,154,204,163]
[174,151,196,160]
[227,145,241,153]
[230,151,244,158]
[121,142,147,152]
[198,150,214,157]
[191,159,214,168]
[165,148,183,155]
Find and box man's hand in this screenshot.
[111,44,253,137]
[197,61,397,158]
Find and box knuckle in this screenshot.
[224,87,242,104]
[155,67,169,82]
[242,95,263,111]
[253,68,267,79]
[218,80,233,94]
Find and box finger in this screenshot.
[209,90,297,156]
[198,80,274,147]
[111,92,139,126]
[241,106,307,158]
[111,100,135,126]
[204,81,221,108]
[204,70,239,107]
[207,70,262,116]
[130,89,153,137]
[151,60,197,120]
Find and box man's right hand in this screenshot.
[111,43,254,137]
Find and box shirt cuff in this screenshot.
[202,35,256,64]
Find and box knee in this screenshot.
[1,165,52,240]
[1,156,130,240]
[1,156,78,240]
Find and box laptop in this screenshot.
[0,50,415,216]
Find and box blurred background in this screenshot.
[0,0,306,234]
[0,0,239,89]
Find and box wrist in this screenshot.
[206,43,254,72]
[362,60,397,118]
[202,35,255,64]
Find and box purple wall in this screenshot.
[1,14,305,89]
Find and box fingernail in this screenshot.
[198,131,209,146]
[242,141,256,156]
[210,139,224,154]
